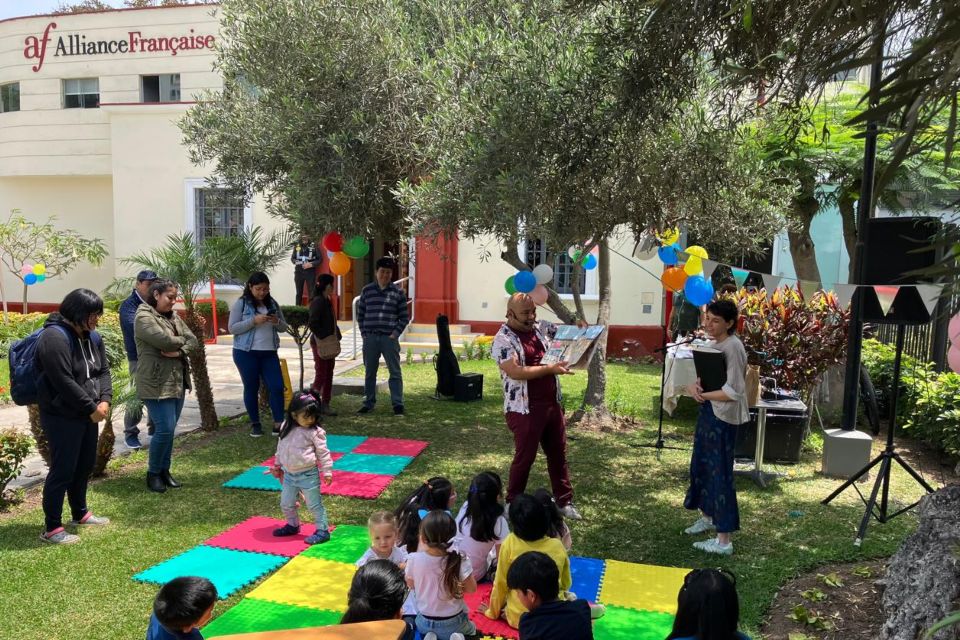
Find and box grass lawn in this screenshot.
[0,360,924,639]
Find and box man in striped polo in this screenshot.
[357,257,410,415]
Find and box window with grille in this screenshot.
[63,78,99,109]
[523,239,596,295]
[0,82,19,113]
[194,188,246,241]
[141,74,181,102]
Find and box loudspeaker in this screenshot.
[454,373,483,402]
[861,217,941,324]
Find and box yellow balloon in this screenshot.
[683,257,703,275]
[685,245,708,260]
[657,227,680,246]
[32,263,46,276]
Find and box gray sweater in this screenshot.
[709,334,749,425]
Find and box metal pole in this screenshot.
[841,43,885,430]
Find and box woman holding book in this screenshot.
[683,299,749,556]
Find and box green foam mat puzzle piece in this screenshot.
[333,453,413,475]
[202,598,342,638]
[223,466,282,491]
[592,605,675,640]
[299,524,371,563]
[325,435,368,453]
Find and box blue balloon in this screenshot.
[657,245,678,265]
[583,254,598,270]
[684,275,715,306]
[24,273,37,285]
[514,270,537,293]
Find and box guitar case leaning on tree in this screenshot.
[434,314,460,398]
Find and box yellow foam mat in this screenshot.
[598,560,688,614]
[246,555,357,612]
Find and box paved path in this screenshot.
[1,344,365,491]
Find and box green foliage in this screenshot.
[195,300,230,317]
[801,588,827,602]
[861,339,960,457]
[0,312,47,356]
[788,604,835,631]
[406,347,413,365]
[0,428,31,504]
[819,572,844,588]
[925,610,960,639]
[460,340,476,361]
[732,287,849,394]
[280,305,311,389]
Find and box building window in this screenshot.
[194,188,247,241]
[141,74,181,102]
[523,239,598,295]
[63,78,99,109]
[0,82,19,113]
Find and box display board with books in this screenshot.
[541,325,605,370]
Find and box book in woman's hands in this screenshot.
[691,345,727,393]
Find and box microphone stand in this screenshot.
[637,324,692,459]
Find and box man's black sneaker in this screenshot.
[250,424,264,438]
[393,405,405,416]
[357,405,373,415]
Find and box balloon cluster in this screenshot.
[655,227,715,306]
[322,233,370,276]
[21,262,47,286]
[504,264,553,305]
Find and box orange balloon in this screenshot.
[661,266,688,292]
[329,252,351,276]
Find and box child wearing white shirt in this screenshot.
[455,471,509,581]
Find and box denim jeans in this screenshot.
[414,610,476,640]
[362,333,403,408]
[232,348,286,425]
[144,396,185,474]
[280,466,329,531]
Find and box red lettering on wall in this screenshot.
[23,22,57,73]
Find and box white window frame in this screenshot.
[184,178,253,291]
[141,73,181,102]
[516,237,599,300]
[62,78,99,109]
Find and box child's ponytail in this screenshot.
[420,511,464,599]
[395,476,453,552]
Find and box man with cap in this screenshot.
[120,270,158,449]
[291,232,322,306]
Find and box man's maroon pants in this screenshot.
[505,402,574,506]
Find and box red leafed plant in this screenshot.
[730,286,850,395]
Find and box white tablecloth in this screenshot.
[662,355,698,415]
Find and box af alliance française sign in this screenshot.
[24,22,216,73]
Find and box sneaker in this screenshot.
[684,517,716,535]
[559,503,583,520]
[271,424,282,437]
[393,405,405,416]
[250,423,264,438]
[273,524,300,537]
[305,529,331,545]
[589,603,606,620]
[68,513,110,526]
[357,405,373,415]
[423,634,438,640]
[450,634,465,640]
[693,538,734,556]
[40,528,80,545]
[124,435,142,450]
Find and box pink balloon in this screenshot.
[948,345,960,374]
[949,313,960,343]
[530,284,549,306]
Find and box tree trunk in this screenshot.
[21,282,29,314]
[838,192,859,282]
[298,341,305,389]
[91,413,115,477]
[787,196,822,283]
[27,404,50,466]
[184,310,220,431]
[573,239,612,422]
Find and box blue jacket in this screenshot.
[119,289,144,361]
[228,296,288,351]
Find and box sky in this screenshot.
[0,0,128,21]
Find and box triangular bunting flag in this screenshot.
[799,280,821,300]
[701,259,719,280]
[761,273,782,297]
[834,284,857,308]
[914,284,943,316]
[732,267,750,288]
[874,285,900,317]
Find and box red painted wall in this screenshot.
[464,320,664,358]
[414,234,459,323]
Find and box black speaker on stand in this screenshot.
[823,217,941,545]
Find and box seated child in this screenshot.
[341,559,415,640]
[395,476,457,553]
[666,568,751,640]
[356,510,408,567]
[508,551,593,640]
[455,471,509,581]
[270,391,334,544]
[147,576,217,640]
[533,488,573,551]
[405,511,477,640]
[484,493,572,628]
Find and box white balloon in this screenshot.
[532,263,554,284]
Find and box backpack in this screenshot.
[8,325,101,406]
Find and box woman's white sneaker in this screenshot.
[684,517,716,535]
[693,538,733,555]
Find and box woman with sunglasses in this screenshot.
[667,568,750,640]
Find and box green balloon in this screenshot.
[504,276,517,295]
[37,274,46,283]
[343,236,370,259]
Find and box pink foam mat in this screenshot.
[464,583,520,639]
[352,437,429,457]
[260,452,345,468]
[204,516,330,557]
[321,470,394,498]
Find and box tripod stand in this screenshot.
[822,323,935,546]
[638,324,689,459]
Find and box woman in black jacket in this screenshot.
[308,273,341,415]
[36,288,113,545]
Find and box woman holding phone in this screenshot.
[229,272,289,437]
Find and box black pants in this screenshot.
[41,412,97,532]
[294,268,316,306]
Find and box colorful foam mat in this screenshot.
[133,545,288,599]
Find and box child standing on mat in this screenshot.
[405,511,477,640]
[270,390,333,545]
[147,576,218,640]
[507,551,593,640]
[455,471,509,582]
